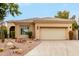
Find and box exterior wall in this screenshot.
[15,23,35,39]
[7,22,15,29]
[6,22,72,40]
[76,30,78,40]
[6,22,15,36]
[73,30,78,40]
[35,23,72,40]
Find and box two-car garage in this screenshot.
[34,19,73,40]
[40,28,67,40]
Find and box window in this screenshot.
[20,25,29,35]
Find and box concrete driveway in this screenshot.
[25,40,79,56]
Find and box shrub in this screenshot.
[0,48,4,52]
[72,21,78,30]
[4,29,8,38]
[69,31,74,40]
[27,31,32,38]
[0,30,2,39]
[0,26,8,38]
[0,26,8,42]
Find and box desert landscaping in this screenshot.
[0,39,40,56]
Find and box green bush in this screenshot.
[69,31,74,40]
[0,26,8,38]
[4,29,8,38]
[0,31,2,39]
[0,30,5,42]
[0,26,8,42]
[27,31,32,38]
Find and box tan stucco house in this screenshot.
[5,17,73,40]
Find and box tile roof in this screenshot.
[6,17,74,23]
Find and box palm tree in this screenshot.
[0,3,21,20]
[0,3,21,42]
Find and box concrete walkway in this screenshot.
[25,40,79,56]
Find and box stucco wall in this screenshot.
[35,23,72,40]
[6,22,72,40]
[7,22,15,28]
[73,30,78,40]
[15,23,35,39]
[6,22,15,36]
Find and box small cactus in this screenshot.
[0,48,4,52]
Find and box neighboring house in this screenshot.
[4,17,74,40]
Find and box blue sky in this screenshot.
[5,3,79,21]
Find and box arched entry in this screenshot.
[9,26,15,39]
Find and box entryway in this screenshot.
[9,26,15,39]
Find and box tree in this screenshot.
[0,3,21,21]
[0,3,21,42]
[55,10,69,19]
[70,15,76,19]
[55,10,78,30]
[70,15,78,30]
[72,20,78,30]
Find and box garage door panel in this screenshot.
[40,28,66,40]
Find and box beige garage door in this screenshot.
[40,28,66,40]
